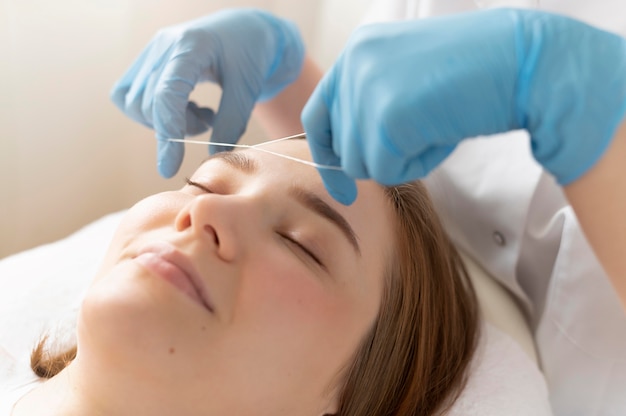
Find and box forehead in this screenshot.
[197,140,319,188]
[199,139,384,209]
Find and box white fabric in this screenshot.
[461,250,539,364]
[0,358,40,416]
[0,212,121,414]
[0,211,551,414]
[450,323,550,416]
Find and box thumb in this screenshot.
[156,135,184,178]
[318,168,358,206]
[302,87,357,205]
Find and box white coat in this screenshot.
[361,1,626,415]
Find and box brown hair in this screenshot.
[31,181,478,415]
[332,181,479,415]
[31,335,76,379]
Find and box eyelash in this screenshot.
[185,177,212,193]
[185,178,325,270]
[279,232,325,269]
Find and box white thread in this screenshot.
[252,132,307,147]
[168,138,250,149]
[167,136,342,171]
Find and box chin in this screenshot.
[77,260,211,379]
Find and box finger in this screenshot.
[302,86,358,205]
[357,101,446,184]
[136,56,170,128]
[185,101,215,136]
[416,145,457,177]
[110,44,155,109]
[381,145,456,186]
[340,128,370,180]
[111,42,173,127]
[209,74,258,154]
[329,88,370,181]
[156,135,184,178]
[319,169,358,206]
[152,51,202,143]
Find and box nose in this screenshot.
[175,194,251,262]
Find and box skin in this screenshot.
[253,54,323,138]
[563,120,626,311]
[13,140,395,416]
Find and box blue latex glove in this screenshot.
[302,8,626,205]
[111,9,304,178]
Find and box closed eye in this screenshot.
[186,176,326,271]
[185,177,213,194]
[279,232,326,271]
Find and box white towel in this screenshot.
[449,322,552,415]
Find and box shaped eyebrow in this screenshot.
[288,186,361,257]
[206,151,258,174]
[205,150,361,256]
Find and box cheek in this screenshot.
[94,194,181,283]
[116,193,180,238]
[243,261,336,324]
[238,250,373,345]
[78,260,215,383]
[229,251,380,394]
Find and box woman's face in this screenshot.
[79,139,394,415]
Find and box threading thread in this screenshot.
[167,135,342,171]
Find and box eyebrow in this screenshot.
[288,186,361,257]
[206,151,258,174]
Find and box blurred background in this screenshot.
[0,0,370,258]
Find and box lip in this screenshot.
[133,241,214,313]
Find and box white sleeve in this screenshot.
[361,0,413,24]
[362,0,479,23]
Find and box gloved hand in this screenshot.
[111,9,304,177]
[302,8,626,205]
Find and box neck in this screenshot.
[12,357,177,416]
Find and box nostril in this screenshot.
[177,213,192,231]
[204,224,219,246]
